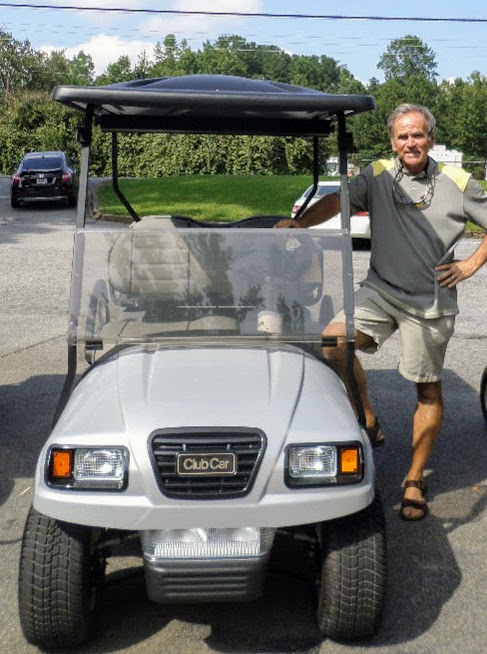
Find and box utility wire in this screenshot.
[1,3,487,23]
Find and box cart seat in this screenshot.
[88,218,239,346]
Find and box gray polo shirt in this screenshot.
[348,157,487,318]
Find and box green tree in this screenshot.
[0,92,80,172]
[435,77,466,150]
[133,50,152,79]
[0,28,38,98]
[96,56,133,85]
[151,35,198,77]
[378,35,438,83]
[447,72,487,175]
[68,51,95,85]
[197,36,249,76]
[245,44,291,82]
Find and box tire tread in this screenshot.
[317,496,387,640]
[18,506,102,649]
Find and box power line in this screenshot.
[1,3,487,23]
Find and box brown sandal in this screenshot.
[366,418,385,448]
[400,480,428,521]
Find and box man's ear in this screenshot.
[390,137,398,153]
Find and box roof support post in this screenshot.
[76,105,93,229]
[337,112,365,427]
[111,133,140,222]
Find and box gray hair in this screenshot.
[387,103,436,139]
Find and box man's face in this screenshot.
[390,111,434,174]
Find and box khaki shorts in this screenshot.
[332,286,455,383]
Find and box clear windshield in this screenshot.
[69,221,354,351]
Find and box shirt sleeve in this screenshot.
[348,168,371,214]
[463,178,487,231]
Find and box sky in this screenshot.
[2,0,487,83]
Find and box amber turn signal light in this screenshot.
[50,449,74,479]
[339,447,360,474]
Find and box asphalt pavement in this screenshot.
[1,175,487,654]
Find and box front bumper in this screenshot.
[34,467,374,530]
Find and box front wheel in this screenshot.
[481,366,487,424]
[18,506,106,650]
[317,495,387,640]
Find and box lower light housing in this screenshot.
[286,443,363,487]
[141,527,276,560]
[47,446,129,490]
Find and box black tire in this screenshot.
[18,506,106,650]
[481,366,487,425]
[317,495,387,640]
[11,194,20,208]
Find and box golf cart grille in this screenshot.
[150,429,266,499]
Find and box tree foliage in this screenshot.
[1,29,486,177]
[378,35,438,83]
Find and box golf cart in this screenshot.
[18,75,386,649]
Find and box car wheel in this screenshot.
[317,495,387,640]
[68,195,78,207]
[11,195,20,208]
[18,506,106,650]
[481,366,487,424]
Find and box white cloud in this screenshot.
[39,0,262,75]
[40,0,264,76]
[41,35,151,76]
[137,0,263,47]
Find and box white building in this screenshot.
[429,144,463,168]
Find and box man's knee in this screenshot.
[321,323,375,362]
[416,380,443,406]
[321,322,347,361]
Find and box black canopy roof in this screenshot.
[52,74,374,137]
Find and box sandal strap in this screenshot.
[400,498,429,517]
[404,479,427,492]
[401,498,428,511]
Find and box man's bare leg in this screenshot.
[321,322,378,431]
[401,381,443,519]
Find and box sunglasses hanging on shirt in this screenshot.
[392,160,436,207]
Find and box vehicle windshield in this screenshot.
[70,221,353,351]
[305,185,340,199]
[22,156,63,170]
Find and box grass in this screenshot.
[96,174,487,234]
[96,175,322,222]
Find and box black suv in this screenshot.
[11,151,78,208]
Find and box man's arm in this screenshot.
[274,192,341,228]
[436,233,487,288]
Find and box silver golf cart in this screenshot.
[18,75,386,649]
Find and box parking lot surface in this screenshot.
[1,175,487,654]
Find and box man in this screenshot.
[276,103,487,520]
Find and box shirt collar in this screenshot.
[395,156,437,179]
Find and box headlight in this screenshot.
[46,446,129,490]
[285,443,363,487]
[141,527,276,560]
